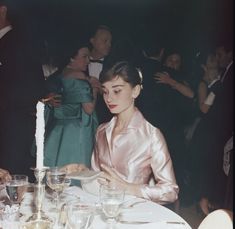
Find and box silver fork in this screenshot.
[123,199,147,208]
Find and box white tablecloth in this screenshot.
[0,186,192,229]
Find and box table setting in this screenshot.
[0,171,191,229]
[0,102,192,228]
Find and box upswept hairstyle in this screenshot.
[99,61,143,88]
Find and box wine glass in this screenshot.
[66,200,94,229]
[100,184,125,228]
[59,178,71,201]
[46,167,66,210]
[5,175,28,206]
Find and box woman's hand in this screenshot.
[154,72,176,86]
[88,76,102,94]
[201,64,219,84]
[62,163,88,174]
[0,168,11,184]
[42,93,62,107]
[98,164,142,197]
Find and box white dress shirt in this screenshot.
[88,58,104,79]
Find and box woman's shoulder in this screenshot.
[144,119,163,135]
[95,122,109,136]
[62,77,90,88]
[135,110,163,135]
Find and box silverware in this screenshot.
[122,199,147,208]
[119,220,150,224]
[166,221,186,225]
[119,220,186,225]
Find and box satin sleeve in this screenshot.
[140,129,179,204]
[91,145,100,171]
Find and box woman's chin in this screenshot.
[110,110,118,114]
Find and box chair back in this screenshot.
[198,209,233,229]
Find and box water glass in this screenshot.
[66,200,94,229]
[100,184,125,226]
[6,175,28,206]
[46,167,66,210]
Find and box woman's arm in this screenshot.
[154,72,194,98]
[62,163,89,174]
[139,129,179,204]
[82,76,101,115]
[82,87,98,115]
[198,81,210,113]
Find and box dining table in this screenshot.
[0,184,192,229]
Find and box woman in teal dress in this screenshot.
[44,44,101,167]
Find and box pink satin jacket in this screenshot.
[91,109,179,204]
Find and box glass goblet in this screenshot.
[66,200,94,229]
[46,167,66,210]
[60,178,71,201]
[5,175,28,206]
[100,184,125,228]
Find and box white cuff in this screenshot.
[204,92,216,105]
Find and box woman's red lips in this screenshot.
[108,105,117,109]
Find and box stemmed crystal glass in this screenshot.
[100,184,125,228]
[46,167,66,211]
[66,200,94,229]
[5,175,28,207]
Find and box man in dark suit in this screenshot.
[136,41,164,128]
[188,39,233,215]
[0,0,45,182]
[88,25,113,124]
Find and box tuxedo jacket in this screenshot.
[0,28,45,112]
[0,28,45,180]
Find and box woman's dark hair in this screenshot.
[99,61,142,88]
[58,41,90,70]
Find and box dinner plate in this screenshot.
[67,170,101,180]
[81,178,100,196]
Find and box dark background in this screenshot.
[10,0,233,61]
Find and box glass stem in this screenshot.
[107,218,117,229]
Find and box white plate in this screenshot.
[81,179,100,196]
[67,170,101,180]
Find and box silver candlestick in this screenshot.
[25,167,52,224]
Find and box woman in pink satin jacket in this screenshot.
[65,61,179,204]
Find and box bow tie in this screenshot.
[90,59,104,64]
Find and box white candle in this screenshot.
[35,101,45,169]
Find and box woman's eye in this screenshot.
[114,90,121,94]
[102,90,108,95]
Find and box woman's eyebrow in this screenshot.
[101,84,124,89]
[112,84,124,88]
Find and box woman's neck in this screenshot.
[115,106,136,130]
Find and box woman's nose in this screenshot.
[105,93,112,103]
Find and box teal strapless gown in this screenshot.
[44,77,98,168]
